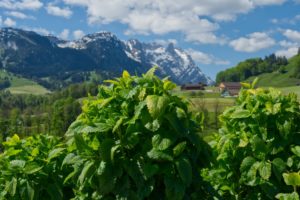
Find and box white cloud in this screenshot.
[5,11,34,19]
[229,32,275,52]
[59,29,70,40]
[0,0,43,10]
[153,39,178,46]
[3,18,16,27]
[252,0,286,5]
[187,48,230,65]
[22,27,51,35]
[0,16,2,26]
[279,40,299,48]
[46,4,73,18]
[63,0,285,44]
[73,30,84,39]
[276,47,298,58]
[282,29,300,43]
[271,14,300,25]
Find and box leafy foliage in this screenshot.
[202,81,300,199]
[63,68,213,199]
[0,134,73,200]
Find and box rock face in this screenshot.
[124,40,214,85]
[0,28,213,85]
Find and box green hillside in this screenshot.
[246,54,300,87]
[0,70,50,95]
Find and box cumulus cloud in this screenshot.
[46,4,73,18]
[276,47,298,58]
[5,11,35,19]
[276,30,300,58]
[59,29,70,40]
[153,39,178,46]
[22,27,52,35]
[229,32,275,52]
[252,0,286,5]
[187,49,230,65]
[3,18,16,27]
[0,0,43,10]
[282,29,300,43]
[271,14,300,25]
[73,30,85,39]
[62,0,285,44]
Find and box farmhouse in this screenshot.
[181,83,205,90]
[219,82,241,97]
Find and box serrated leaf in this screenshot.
[113,117,124,133]
[145,119,160,132]
[6,177,17,197]
[276,192,299,200]
[163,80,176,91]
[26,181,34,200]
[48,148,65,161]
[259,161,271,180]
[173,142,187,157]
[146,95,169,118]
[10,159,26,169]
[78,161,94,185]
[122,70,130,78]
[152,134,172,151]
[91,136,100,150]
[240,156,256,172]
[231,108,251,119]
[291,146,300,157]
[147,149,173,161]
[283,172,300,186]
[24,163,43,174]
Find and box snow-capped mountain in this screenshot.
[0,28,213,85]
[124,40,214,85]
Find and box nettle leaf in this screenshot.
[24,163,43,175]
[6,177,17,197]
[282,172,300,186]
[259,161,271,180]
[240,156,256,173]
[291,146,300,157]
[173,142,187,157]
[48,148,65,161]
[146,95,169,118]
[78,161,95,185]
[10,159,26,170]
[276,192,299,200]
[147,149,173,162]
[145,119,160,132]
[230,108,251,119]
[152,134,172,151]
[163,80,176,91]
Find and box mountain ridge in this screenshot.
[0,27,213,89]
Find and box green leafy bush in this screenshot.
[202,81,300,199]
[63,68,213,199]
[0,134,72,200]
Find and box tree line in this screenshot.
[0,82,98,144]
[216,54,288,83]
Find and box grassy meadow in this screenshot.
[0,70,50,95]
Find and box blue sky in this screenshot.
[0,0,300,79]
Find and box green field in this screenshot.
[0,70,50,95]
